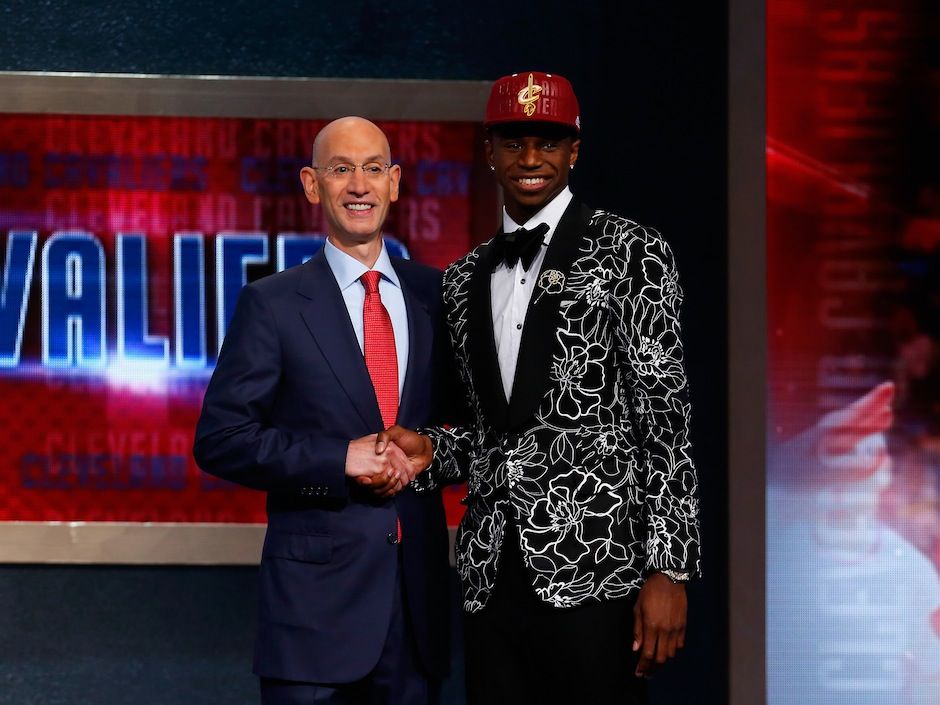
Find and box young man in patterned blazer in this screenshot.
[372,72,701,704]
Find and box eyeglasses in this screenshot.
[312,162,392,180]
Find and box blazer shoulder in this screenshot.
[243,262,305,300]
[392,256,442,282]
[443,240,490,283]
[588,208,666,245]
[588,209,680,280]
[392,256,443,298]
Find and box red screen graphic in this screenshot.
[0,115,479,525]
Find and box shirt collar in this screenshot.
[501,186,573,247]
[323,238,401,291]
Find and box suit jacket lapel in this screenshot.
[467,241,510,431]
[395,264,432,429]
[508,200,593,429]
[297,252,383,431]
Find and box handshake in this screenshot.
[344,426,434,498]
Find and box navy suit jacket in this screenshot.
[193,250,451,684]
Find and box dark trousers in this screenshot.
[260,557,440,705]
[464,525,648,705]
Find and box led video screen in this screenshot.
[0,109,480,537]
[767,3,940,702]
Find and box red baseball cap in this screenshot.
[484,71,581,133]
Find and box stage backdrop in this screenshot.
[0,75,495,561]
[767,2,940,703]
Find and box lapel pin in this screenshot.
[534,269,565,304]
[538,269,565,294]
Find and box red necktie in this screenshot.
[360,270,399,428]
[360,270,402,543]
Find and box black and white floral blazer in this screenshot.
[420,200,701,612]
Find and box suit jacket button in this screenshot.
[387,532,399,545]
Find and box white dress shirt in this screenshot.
[323,238,409,395]
[490,187,573,401]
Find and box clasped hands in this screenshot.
[344,425,433,498]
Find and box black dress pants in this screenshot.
[463,524,648,705]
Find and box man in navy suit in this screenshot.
[193,117,450,705]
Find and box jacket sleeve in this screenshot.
[412,425,475,492]
[192,284,349,497]
[611,227,701,577]
[413,264,477,492]
[415,336,476,491]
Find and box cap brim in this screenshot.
[483,116,580,132]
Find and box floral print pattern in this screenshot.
[420,209,700,611]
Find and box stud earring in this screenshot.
[489,165,495,172]
[569,164,574,170]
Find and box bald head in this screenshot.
[312,116,391,166]
[299,115,401,260]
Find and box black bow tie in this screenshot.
[491,223,550,272]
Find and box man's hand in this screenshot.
[633,573,688,677]
[356,441,412,498]
[345,434,411,496]
[351,427,434,498]
[376,426,434,478]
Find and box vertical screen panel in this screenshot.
[766,2,940,703]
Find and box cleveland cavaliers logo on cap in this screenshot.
[516,73,543,117]
[486,71,579,132]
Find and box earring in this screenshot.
[569,164,574,170]
[489,165,495,172]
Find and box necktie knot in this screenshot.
[360,270,382,294]
[492,222,550,271]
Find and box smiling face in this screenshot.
[486,122,580,223]
[299,117,401,251]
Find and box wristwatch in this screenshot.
[658,569,691,584]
